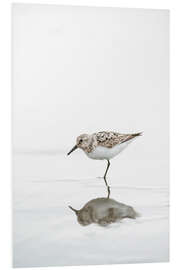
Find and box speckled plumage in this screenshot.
[94,131,141,148]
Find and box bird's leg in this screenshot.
[103,160,111,198]
[104,160,110,179]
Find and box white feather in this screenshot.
[85,142,130,160]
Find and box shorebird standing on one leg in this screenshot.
[67,131,142,195]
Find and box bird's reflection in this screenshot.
[69,196,138,226]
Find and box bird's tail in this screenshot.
[122,132,143,143]
[132,132,143,137]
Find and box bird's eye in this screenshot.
[79,139,83,143]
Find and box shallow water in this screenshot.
[13,153,169,267]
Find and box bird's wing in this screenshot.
[94,131,142,148]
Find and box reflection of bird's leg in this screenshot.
[103,160,111,198]
[106,184,111,199]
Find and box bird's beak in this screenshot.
[67,145,78,155]
[68,205,79,215]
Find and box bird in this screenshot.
[67,131,142,187]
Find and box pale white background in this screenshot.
[13,5,168,155]
[0,0,179,270]
[12,3,169,267]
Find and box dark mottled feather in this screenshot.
[94,131,142,148]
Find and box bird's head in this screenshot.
[67,134,91,155]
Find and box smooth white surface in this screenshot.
[13,153,169,267]
[1,1,180,270]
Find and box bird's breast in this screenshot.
[85,143,128,160]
